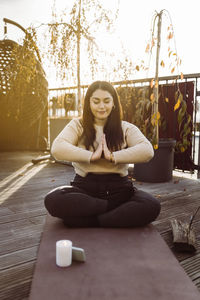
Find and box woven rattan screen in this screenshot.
[0,39,48,150]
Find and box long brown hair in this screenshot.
[82,81,124,151]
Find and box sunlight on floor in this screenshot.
[0,162,33,189]
[0,162,48,205]
[173,170,199,180]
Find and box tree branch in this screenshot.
[35,22,77,34]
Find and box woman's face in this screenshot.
[90,89,114,121]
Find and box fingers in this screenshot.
[102,134,112,161]
[103,135,109,152]
[101,135,104,149]
[90,139,103,161]
[91,134,112,162]
[102,134,108,147]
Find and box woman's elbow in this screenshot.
[145,144,154,162]
[51,141,61,161]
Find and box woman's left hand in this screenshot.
[102,134,112,161]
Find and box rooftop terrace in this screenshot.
[0,151,200,299]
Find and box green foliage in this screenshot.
[118,84,192,153]
[175,90,192,152]
[133,87,156,144]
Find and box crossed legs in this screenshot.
[44,186,161,228]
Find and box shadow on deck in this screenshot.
[0,151,200,300]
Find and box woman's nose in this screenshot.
[99,101,105,108]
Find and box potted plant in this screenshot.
[132,82,192,182]
[128,11,192,182]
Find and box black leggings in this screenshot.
[44,173,161,228]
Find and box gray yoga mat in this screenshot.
[29,214,200,300]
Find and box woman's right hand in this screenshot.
[90,137,103,162]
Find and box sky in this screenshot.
[0,0,200,88]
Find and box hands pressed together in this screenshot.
[90,134,114,162]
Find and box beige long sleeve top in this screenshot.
[51,118,154,177]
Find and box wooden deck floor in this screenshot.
[0,151,200,300]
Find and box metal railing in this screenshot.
[48,73,200,178]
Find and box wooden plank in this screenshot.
[0,280,32,300]
[0,246,38,270]
[161,192,200,209]
[0,217,45,255]
[0,216,45,234]
[134,177,200,195]
[0,207,13,217]
[0,209,46,224]
[0,261,34,300]
[0,233,42,256]
[181,254,200,276]
[2,201,46,214]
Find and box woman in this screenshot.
[45,81,161,227]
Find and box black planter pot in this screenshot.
[133,139,176,183]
